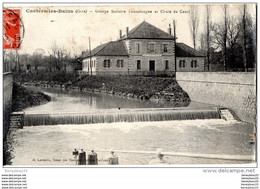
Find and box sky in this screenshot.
[4,4,257,56]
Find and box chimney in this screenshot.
[126,27,129,36]
[119,30,122,39]
[168,24,172,35]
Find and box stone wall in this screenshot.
[3,72,13,139]
[176,72,256,123]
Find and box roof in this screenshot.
[121,21,175,40]
[82,41,129,58]
[176,43,206,57]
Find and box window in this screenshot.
[137,60,141,69]
[136,43,141,53]
[163,44,169,52]
[117,60,124,68]
[179,60,186,68]
[104,59,111,68]
[191,60,198,68]
[148,43,155,53]
[165,60,169,70]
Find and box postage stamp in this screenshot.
[2,4,257,168]
[3,9,21,49]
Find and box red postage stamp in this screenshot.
[3,9,21,49]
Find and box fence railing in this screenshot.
[72,148,255,165]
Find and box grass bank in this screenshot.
[12,82,51,111]
[14,71,190,102]
[73,75,190,102]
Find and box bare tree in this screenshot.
[189,5,199,50]
[19,53,30,71]
[31,48,45,73]
[199,33,206,52]
[227,17,241,47]
[50,40,71,72]
[223,4,228,71]
[206,5,211,71]
[211,5,229,70]
[3,50,16,72]
[242,4,247,72]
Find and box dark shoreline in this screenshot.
[4,83,52,165]
[17,75,191,103]
[12,82,51,112]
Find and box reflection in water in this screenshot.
[24,87,202,113]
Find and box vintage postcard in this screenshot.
[2,3,257,169]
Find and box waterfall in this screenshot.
[24,109,220,126]
[218,108,237,121]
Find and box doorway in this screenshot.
[149,60,155,71]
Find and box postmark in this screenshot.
[3,9,24,49]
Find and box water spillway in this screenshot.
[24,108,221,126]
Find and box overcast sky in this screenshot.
[5,4,256,56]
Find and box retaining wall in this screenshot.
[176,72,256,123]
[3,72,13,138]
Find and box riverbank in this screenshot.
[73,76,190,102]
[4,83,52,165]
[12,82,51,111]
[15,72,190,102]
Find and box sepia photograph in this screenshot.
[2,3,257,168]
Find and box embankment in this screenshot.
[5,82,51,165]
[15,72,191,103]
[73,76,190,102]
[12,82,51,111]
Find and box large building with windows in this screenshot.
[80,21,205,75]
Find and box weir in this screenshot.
[24,108,221,126]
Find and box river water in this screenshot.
[24,87,217,113]
[9,87,256,166]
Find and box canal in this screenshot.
[8,87,256,165]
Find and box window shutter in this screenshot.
[147,44,150,53]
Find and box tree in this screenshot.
[31,48,45,73]
[211,4,230,70]
[211,5,256,71]
[239,12,256,69]
[206,5,211,71]
[223,4,228,71]
[50,40,71,72]
[19,53,30,71]
[3,50,16,72]
[242,4,247,71]
[189,5,199,50]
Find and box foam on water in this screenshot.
[10,119,255,165]
[24,119,239,133]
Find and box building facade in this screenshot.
[80,21,205,75]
